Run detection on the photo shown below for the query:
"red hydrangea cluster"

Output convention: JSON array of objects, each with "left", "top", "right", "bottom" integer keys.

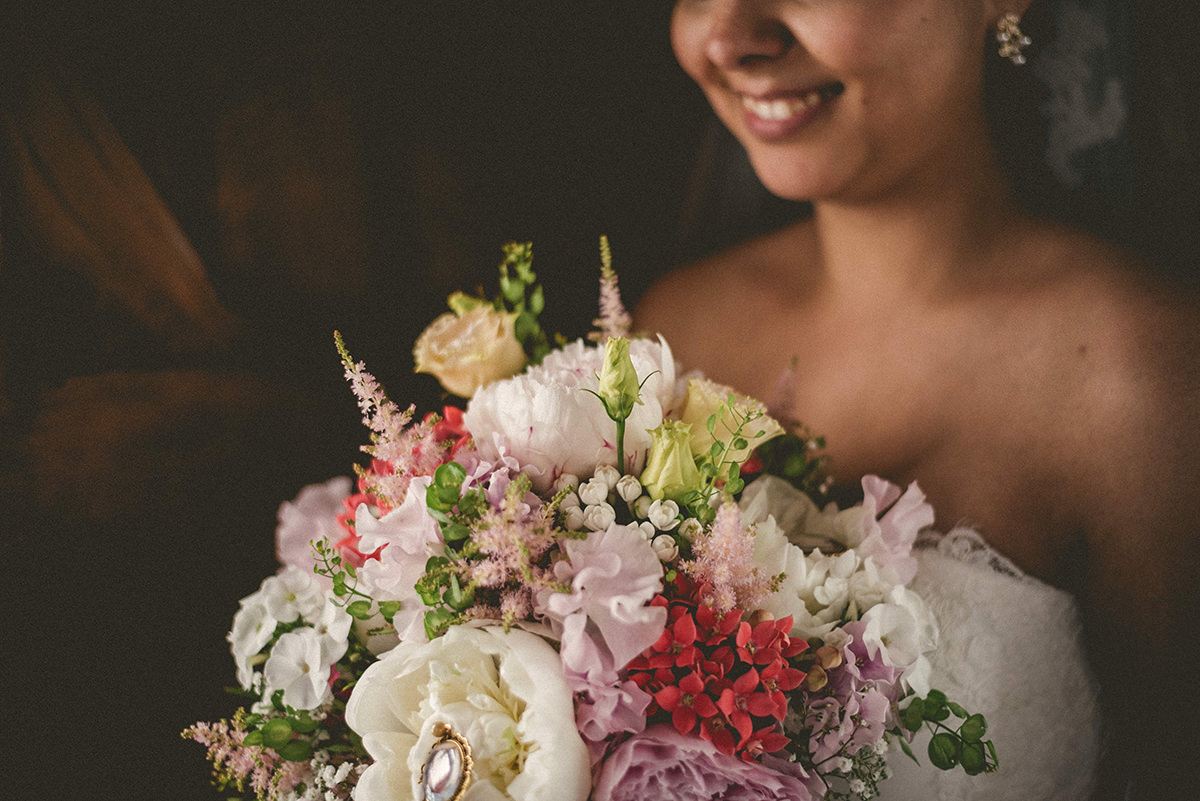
[{"left": 625, "top": 575, "right": 809, "bottom": 761}]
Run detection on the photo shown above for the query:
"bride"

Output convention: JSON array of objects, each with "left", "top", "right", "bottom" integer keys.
[{"left": 635, "top": 2, "right": 1199, "bottom": 799}]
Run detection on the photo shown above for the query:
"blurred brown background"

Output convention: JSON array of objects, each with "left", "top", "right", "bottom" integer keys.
[{"left": 1, "top": 2, "right": 1196, "bottom": 800}]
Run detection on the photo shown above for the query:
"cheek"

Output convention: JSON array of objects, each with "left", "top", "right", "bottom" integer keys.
[{"left": 669, "top": 6, "right": 708, "bottom": 86}]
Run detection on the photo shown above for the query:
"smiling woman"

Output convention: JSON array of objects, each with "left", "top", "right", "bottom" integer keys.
[{"left": 638, "top": 1, "right": 1199, "bottom": 799}]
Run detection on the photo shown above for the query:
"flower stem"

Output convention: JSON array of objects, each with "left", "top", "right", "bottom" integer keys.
[{"left": 616, "top": 418, "right": 626, "bottom": 474}]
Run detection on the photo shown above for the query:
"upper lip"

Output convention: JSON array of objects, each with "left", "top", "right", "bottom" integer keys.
[{"left": 732, "top": 80, "right": 842, "bottom": 102}]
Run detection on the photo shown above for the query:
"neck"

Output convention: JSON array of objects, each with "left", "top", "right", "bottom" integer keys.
[{"left": 809, "top": 139, "right": 1024, "bottom": 302}]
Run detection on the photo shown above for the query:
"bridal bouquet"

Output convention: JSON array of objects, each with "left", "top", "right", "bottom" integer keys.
[{"left": 185, "top": 241, "right": 996, "bottom": 801}]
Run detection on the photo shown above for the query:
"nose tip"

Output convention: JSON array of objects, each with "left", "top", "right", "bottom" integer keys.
[{"left": 705, "top": 10, "right": 793, "bottom": 69}]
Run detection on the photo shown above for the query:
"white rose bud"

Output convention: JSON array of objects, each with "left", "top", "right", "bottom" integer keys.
[
  {"left": 648, "top": 499, "right": 681, "bottom": 531},
  {"left": 638, "top": 521, "right": 657, "bottom": 540},
  {"left": 553, "top": 473, "right": 580, "bottom": 494},
  {"left": 559, "top": 491, "right": 581, "bottom": 510},
  {"left": 615, "top": 474, "right": 643, "bottom": 503},
  {"left": 583, "top": 502, "right": 617, "bottom": 531},
  {"left": 592, "top": 464, "right": 621, "bottom": 491},
  {"left": 564, "top": 505, "right": 586, "bottom": 531},
  {"left": 413, "top": 304, "right": 528, "bottom": 398},
  {"left": 633, "top": 495, "right": 653, "bottom": 519},
  {"left": 651, "top": 534, "right": 679, "bottom": 562},
  {"left": 578, "top": 477, "right": 611, "bottom": 507}
]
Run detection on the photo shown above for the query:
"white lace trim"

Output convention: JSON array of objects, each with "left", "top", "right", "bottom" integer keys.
[{"left": 914, "top": 527, "right": 1028, "bottom": 581}]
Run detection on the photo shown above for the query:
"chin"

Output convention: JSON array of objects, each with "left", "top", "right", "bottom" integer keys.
[{"left": 747, "top": 151, "right": 844, "bottom": 203}]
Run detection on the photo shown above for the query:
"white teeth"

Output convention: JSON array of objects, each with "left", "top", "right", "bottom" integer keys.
[{"left": 742, "top": 91, "right": 826, "bottom": 121}]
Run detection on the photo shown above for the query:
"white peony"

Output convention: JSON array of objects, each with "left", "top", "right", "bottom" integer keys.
[
  {"left": 346, "top": 625, "right": 590, "bottom": 801},
  {"left": 463, "top": 338, "right": 678, "bottom": 493}
]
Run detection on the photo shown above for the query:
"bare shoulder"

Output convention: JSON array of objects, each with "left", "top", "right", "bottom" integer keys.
[
  {"left": 634, "top": 221, "right": 817, "bottom": 371},
  {"left": 1020, "top": 222, "right": 1200, "bottom": 643}
]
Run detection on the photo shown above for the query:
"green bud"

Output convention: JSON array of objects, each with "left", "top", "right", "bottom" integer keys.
[
  {"left": 596, "top": 337, "right": 640, "bottom": 422},
  {"left": 640, "top": 420, "right": 702, "bottom": 502},
  {"left": 446, "top": 291, "right": 489, "bottom": 316}
]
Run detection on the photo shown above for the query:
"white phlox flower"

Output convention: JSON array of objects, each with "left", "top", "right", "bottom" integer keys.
[
  {"left": 229, "top": 597, "right": 278, "bottom": 689},
  {"left": 311, "top": 596, "right": 353, "bottom": 666},
  {"left": 261, "top": 565, "right": 326, "bottom": 623},
  {"left": 264, "top": 627, "right": 333, "bottom": 710}
]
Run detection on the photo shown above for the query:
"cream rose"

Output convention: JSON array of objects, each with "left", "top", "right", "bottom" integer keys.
[
  {"left": 677, "top": 377, "right": 783, "bottom": 465},
  {"left": 346, "top": 625, "right": 590, "bottom": 801},
  {"left": 414, "top": 307, "right": 528, "bottom": 398}
]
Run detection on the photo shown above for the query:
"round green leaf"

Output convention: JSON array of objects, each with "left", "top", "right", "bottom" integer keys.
[
  {"left": 241, "top": 729, "right": 264, "bottom": 747},
  {"left": 278, "top": 740, "right": 313, "bottom": 762},
  {"left": 261, "top": 718, "right": 293, "bottom": 750},
  {"left": 928, "top": 732, "right": 961, "bottom": 770},
  {"left": 346, "top": 600, "right": 373, "bottom": 620},
  {"left": 901, "top": 698, "right": 925, "bottom": 732},
  {"left": 961, "top": 741, "right": 986, "bottom": 775},
  {"left": 291, "top": 715, "right": 319, "bottom": 734},
  {"left": 960, "top": 713, "right": 987, "bottom": 742}
]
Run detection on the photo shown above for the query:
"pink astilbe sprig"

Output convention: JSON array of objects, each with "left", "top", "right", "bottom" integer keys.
[
  {"left": 182, "top": 714, "right": 280, "bottom": 799},
  {"left": 682, "top": 502, "right": 779, "bottom": 613},
  {"left": 460, "top": 473, "right": 562, "bottom": 628},
  {"left": 589, "top": 235, "right": 633, "bottom": 342},
  {"left": 334, "top": 332, "right": 461, "bottom": 507}
]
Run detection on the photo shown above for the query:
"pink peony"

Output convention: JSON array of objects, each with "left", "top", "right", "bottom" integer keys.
[{"left": 593, "top": 725, "right": 814, "bottom": 801}]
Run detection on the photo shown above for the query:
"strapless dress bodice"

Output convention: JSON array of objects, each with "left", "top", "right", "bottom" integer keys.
[{"left": 879, "top": 529, "right": 1102, "bottom": 800}]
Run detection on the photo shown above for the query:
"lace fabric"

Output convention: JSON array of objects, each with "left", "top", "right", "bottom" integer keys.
[{"left": 879, "top": 528, "right": 1102, "bottom": 800}]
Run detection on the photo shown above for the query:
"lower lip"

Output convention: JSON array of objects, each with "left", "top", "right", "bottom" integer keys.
[{"left": 740, "top": 93, "right": 837, "bottom": 140}]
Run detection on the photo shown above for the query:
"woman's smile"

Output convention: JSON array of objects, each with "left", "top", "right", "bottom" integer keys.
[{"left": 738, "top": 83, "right": 844, "bottom": 139}]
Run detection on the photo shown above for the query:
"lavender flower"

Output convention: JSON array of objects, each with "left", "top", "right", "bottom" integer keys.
[{"left": 593, "top": 725, "right": 815, "bottom": 801}]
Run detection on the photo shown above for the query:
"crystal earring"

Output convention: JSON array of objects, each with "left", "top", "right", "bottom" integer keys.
[{"left": 995, "top": 12, "right": 1032, "bottom": 66}]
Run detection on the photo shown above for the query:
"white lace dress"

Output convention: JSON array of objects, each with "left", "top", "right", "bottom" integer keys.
[{"left": 878, "top": 529, "right": 1102, "bottom": 801}]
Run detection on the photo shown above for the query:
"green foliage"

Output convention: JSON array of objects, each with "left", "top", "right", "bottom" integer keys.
[
  {"left": 751, "top": 426, "right": 830, "bottom": 499},
  {"left": 896, "top": 690, "right": 998, "bottom": 777},
  {"left": 497, "top": 242, "right": 551, "bottom": 364},
  {"left": 678, "top": 395, "right": 766, "bottom": 519}
]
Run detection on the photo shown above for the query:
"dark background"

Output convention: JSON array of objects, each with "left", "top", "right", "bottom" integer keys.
[{"left": 2, "top": 3, "right": 1197, "bottom": 800}]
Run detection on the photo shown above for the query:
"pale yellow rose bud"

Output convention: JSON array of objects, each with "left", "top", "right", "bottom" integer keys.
[
  {"left": 678, "top": 377, "right": 784, "bottom": 465},
  {"left": 596, "top": 336, "right": 640, "bottom": 422},
  {"left": 413, "top": 306, "right": 527, "bottom": 398},
  {"left": 640, "top": 420, "right": 702, "bottom": 503}
]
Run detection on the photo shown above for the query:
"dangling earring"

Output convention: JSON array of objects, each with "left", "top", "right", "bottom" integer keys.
[{"left": 995, "top": 12, "right": 1032, "bottom": 66}]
